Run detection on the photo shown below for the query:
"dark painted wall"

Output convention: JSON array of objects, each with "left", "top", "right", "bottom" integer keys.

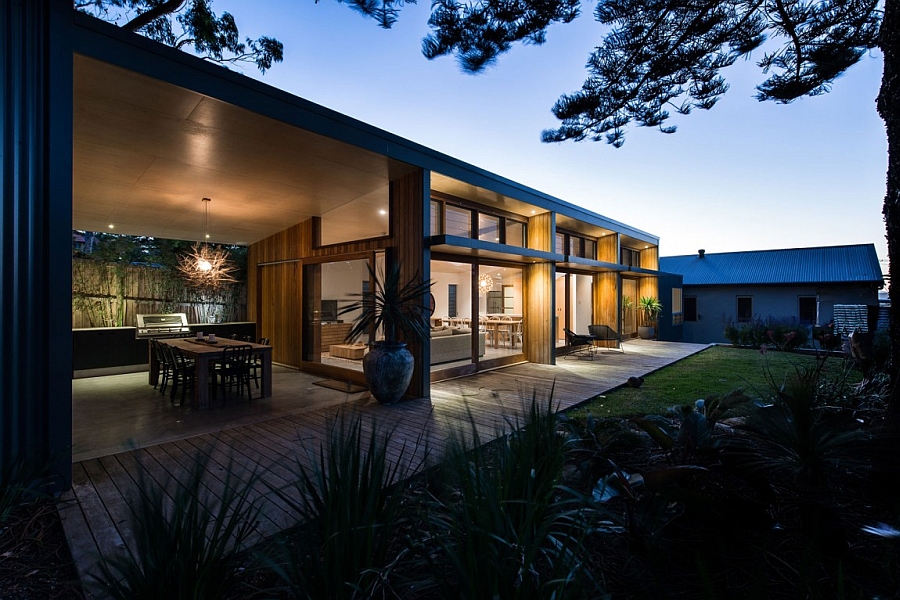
[{"left": 0, "top": 0, "right": 73, "bottom": 487}]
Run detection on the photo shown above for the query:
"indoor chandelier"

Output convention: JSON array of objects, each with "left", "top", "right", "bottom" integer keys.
[
  {"left": 477, "top": 273, "right": 494, "bottom": 295},
  {"left": 177, "top": 198, "right": 238, "bottom": 291}
]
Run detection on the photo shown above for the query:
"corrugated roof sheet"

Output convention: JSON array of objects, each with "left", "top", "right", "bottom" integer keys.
[{"left": 659, "top": 244, "right": 883, "bottom": 286}]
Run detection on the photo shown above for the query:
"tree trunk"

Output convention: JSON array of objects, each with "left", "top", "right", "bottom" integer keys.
[{"left": 878, "top": 0, "right": 900, "bottom": 419}]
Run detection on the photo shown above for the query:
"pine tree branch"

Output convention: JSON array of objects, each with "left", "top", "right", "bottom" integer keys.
[{"left": 771, "top": 0, "right": 805, "bottom": 80}]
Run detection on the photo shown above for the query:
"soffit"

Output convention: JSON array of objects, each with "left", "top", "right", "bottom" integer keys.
[{"left": 73, "top": 54, "right": 413, "bottom": 245}]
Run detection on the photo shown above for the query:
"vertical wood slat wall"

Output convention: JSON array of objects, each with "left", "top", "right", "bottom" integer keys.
[
  {"left": 594, "top": 272, "right": 619, "bottom": 345},
  {"left": 527, "top": 212, "right": 554, "bottom": 252},
  {"left": 524, "top": 263, "right": 555, "bottom": 364},
  {"left": 640, "top": 246, "right": 660, "bottom": 271},
  {"left": 598, "top": 233, "right": 619, "bottom": 263}
]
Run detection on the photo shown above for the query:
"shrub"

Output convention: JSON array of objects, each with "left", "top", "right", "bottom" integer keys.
[
  {"left": 268, "top": 412, "right": 422, "bottom": 600},
  {"left": 419, "top": 391, "right": 604, "bottom": 599},
  {"left": 90, "top": 450, "right": 262, "bottom": 600},
  {"left": 723, "top": 318, "right": 809, "bottom": 351}
]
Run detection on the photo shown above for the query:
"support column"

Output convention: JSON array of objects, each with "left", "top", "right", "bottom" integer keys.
[
  {"left": 391, "top": 169, "right": 429, "bottom": 399},
  {"left": 1, "top": 0, "right": 73, "bottom": 487},
  {"left": 525, "top": 212, "right": 555, "bottom": 364}
]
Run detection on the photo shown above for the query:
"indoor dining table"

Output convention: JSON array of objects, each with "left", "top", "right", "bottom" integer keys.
[{"left": 149, "top": 337, "right": 272, "bottom": 409}]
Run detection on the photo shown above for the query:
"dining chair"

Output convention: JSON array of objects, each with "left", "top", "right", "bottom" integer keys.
[
  {"left": 168, "top": 346, "right": 196, "bottom": 405},
  {"left": 248, "top": 338, "right": 270, "bottom": 388},
  {"left": 216, "top": 344, "right": 254, "bottom": 404},
  {"left": 498, "top": 316, "right": 514, "bottom": 347},
  {"left": 151, "top": 339, "right": 173, "bottom": 395}
]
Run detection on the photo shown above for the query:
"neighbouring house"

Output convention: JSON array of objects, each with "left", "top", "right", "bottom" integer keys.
[
  {"left": 2, "top": 4, "right": 684, "bottom": 488},
  {"left": 659, "top": 245, "right": 884, "bottom": 344}
]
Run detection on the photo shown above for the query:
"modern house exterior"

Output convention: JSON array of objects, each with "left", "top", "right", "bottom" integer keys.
[
  {"left": 2, "top": 1, "right": 681, "bottom": 487},
  {"left": 660, "top": 245, "right": 884, "bottom": 344}
]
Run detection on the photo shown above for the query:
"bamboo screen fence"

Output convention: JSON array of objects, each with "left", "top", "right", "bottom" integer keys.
[{"left": 72, "top": 258, "right": 247, "bottom": 328}]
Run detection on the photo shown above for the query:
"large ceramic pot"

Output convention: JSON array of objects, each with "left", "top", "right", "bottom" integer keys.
[
  {"left": 362, "top": 341, "right": 415, "bottom": 405},
  {"left": 638, "top": 326, "right": 656, "bottom": 340}
]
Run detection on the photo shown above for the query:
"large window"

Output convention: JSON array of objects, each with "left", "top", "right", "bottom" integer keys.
[
  {"left": 431, "top": 198, "right": 527, "bottom": 247},
  {"left": 478, "top": 214, "right": 500, "bottom": 242},
  {"left": 556, "top": 231, "right": 597, "bottom": 259},
  {"left": 621, "top": 247, "right": 641, "bottom": 267},
  {"left": 506, "top": 221, "right": 525, "bottom": 247},
  {"left": 445, "top": 205, "right": 472, "bottom": 237},
  {"left": 737, "top": 296, "right": 753, "bottom": 323}
]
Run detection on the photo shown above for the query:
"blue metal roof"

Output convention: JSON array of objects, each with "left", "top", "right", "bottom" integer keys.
[{"left": 659, "top": 244, "right": 883, "bottom": 286}]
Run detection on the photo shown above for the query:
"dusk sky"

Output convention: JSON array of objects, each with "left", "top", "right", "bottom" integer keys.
[{"left": 211, "top": 0, "right": 887, "bottom": 265}]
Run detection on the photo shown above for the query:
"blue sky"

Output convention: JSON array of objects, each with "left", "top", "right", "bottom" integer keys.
[{"left": 215, "top": 0, "right": 887, "bottom": 264}]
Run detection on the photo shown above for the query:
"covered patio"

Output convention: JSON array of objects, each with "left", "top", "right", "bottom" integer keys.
[{"left": 61, "top": 339, "right": 708, "bottom": 595}]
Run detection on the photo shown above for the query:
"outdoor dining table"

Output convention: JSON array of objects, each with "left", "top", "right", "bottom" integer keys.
[{"left": 149, "top": 337, "right": 273, "bottom": 409}]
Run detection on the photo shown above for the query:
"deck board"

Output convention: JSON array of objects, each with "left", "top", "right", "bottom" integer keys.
[{"left": 60, "top": 339, "right": 709, "bottom": 597}]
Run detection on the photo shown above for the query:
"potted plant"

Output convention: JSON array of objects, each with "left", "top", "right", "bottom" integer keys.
[
  {"left": 339, "top": 261, "right": 432, "bottom": 404},
  {"left": 638, "top": 296, "right": 662, "bottom": 339}
]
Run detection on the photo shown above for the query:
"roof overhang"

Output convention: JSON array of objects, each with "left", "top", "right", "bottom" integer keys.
[
  {"left": 72, "top": 12, "right": 662, "bottom": 249},
  {"left": 428, "top": 235, "right": 560, "bottom": 264}
]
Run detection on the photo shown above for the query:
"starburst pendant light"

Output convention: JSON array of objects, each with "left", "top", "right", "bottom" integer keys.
[
  {"left": 177, "top": 198, "right": 238, "bottom": 291},
  {"left": 478, "top": 273, "right": 494, "bottom": 295}
]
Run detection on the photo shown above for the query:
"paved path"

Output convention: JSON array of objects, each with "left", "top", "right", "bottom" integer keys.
[{"left": 59, "top": 339, "right": 708, "bottom": 596}]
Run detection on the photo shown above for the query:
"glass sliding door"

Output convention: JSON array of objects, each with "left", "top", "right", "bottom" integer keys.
[
  {"left": 555, "top": 271, "right": 594, "bottom": 346},
  {"left": 430, "top": 260, "right": 476, "bottom": 371},
  {"left": 302, "top": 253, "right": 383, "bottom": 373},
  {"left": 478, "top": 264, "right": 523, "bottom": 363}
]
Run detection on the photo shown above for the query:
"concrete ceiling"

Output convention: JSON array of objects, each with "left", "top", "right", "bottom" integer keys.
[{"left": 73, "top": 54, "right": 414, "bottom": 246}]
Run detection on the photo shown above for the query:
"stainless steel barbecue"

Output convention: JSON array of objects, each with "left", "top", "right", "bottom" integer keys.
[{"left": 136, "top": 313, "right": 191, "bottom": 339}]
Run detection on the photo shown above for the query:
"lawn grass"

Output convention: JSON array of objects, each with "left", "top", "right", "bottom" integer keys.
[{"left": 567, "top": 345, "right": 859, "bottom": 420}]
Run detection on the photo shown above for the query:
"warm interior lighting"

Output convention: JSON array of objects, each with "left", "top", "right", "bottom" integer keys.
[
  {"left": 107, "top": 224, "right": 115, "bottom": 229},
  {"left": 478, "top": 273, "right": 494, "bottom": 294}
]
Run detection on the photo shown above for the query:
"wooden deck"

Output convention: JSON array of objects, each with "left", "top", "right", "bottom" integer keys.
[{"left": 59, "top": 339, "right": 708, "bottom": 596}]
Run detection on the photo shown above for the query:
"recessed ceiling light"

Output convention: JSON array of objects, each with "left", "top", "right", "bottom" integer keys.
[
  {"left": 107, "top": 224, "right": 114, "bottom": 229},
  {"left": 379, "top": 209, "right": 387, "bottom": 215}
]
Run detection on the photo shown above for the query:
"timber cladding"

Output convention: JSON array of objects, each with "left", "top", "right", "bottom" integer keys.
[
  {"left": 594, "top": 272, "right": 619, "bottom": 332},
  {"left": 524, "top": 262, "right": 554, "bottom": 364}
]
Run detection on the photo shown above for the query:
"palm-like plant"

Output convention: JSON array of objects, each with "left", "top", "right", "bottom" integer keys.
[
  {"left": 340, "top": 261, "right": 432, "bottom": 345},
  {"left": 638, "top": 296, "right": 662, "bottom": 328}
]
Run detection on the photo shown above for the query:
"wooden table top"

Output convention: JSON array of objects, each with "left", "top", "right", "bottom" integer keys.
[{"left": 161, "top": 337, "right": 270, "bottom": 356}]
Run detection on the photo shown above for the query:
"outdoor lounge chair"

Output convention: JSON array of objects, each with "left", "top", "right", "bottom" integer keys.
[
  {"left": 588, "top": 324, "right": 624, "bottom": 353},
  {"left": 564, "top": 328, "right": 596, "bottom": 359}
]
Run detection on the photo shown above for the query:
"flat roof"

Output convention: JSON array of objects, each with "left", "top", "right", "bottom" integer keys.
[{"left": 73, "top": 12, "right": 658, "bottom": 247}]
